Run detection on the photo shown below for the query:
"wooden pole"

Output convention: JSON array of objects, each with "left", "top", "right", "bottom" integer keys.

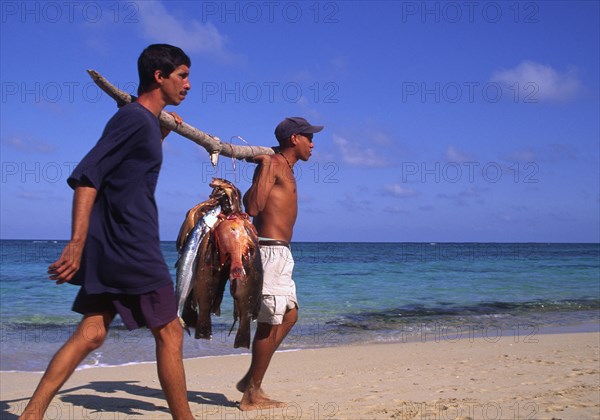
[{"left": 86, "top": 70, "right": 276, "bottom": 164}]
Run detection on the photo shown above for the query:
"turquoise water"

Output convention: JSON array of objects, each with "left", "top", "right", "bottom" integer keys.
[{"left": 1, "top": 241, "right": 598, "bottom": 371}]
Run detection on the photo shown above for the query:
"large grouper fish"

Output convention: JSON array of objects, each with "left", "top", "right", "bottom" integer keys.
[{"left": 175, "top": 178, "right": 263, "bottom": 349}]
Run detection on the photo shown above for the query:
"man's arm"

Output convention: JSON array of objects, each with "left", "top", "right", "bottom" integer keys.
[
  {"left": 243, "top": 155, "right": 276, "bottom": 217},
  {"left": 48, "top": 185, "right": 97, "bottom": 284}
]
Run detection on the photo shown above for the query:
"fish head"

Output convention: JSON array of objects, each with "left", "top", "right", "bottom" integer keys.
[{"left": 209, "top": 178, "right": 243, "bottom": 214}]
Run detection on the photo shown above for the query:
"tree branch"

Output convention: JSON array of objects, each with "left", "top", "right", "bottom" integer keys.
[{"left": 86, "top": 69, "right": 276, "bottom": 163}]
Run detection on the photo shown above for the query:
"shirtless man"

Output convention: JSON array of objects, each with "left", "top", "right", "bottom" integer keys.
[{"left": 238, "top": 117, "right": 324, "bottom": 410}]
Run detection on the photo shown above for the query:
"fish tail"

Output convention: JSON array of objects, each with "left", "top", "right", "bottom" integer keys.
[
  {"left": 179, "top": 317, "right": 191, "bottom": 336},
  {"left": 233, "top": 322, "right": 251, "bottom": 349},
  {"left": 228, "top": 318, "right": 237, "bottom": 337}
]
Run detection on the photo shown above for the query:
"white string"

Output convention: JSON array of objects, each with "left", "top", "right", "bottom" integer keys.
[{"left": 229, "top": 135, "right": 253, "bottom": 178}]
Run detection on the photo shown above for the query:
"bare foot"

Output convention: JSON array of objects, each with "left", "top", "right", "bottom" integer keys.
[
  {"left": 239, "top": 385, "right": 286, "bottom": 411},
  {"left": 240, "top": 396, "right": 287, "bottom": 411}
]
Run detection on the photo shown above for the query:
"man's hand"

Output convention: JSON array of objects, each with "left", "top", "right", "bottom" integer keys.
[
  {"left": 48, "top": 240, "right": 85, "bottom": 284},
  {"left": 161, "top": 111, "right": 183, "bottom": 139}
]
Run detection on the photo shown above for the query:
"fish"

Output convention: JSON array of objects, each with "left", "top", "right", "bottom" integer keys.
[
  {"left": 176, "top": 197, "right": 219, "bottom": 252},
  {"left": 175, "top": 178, "right": 263, "bottom": 348},
  {"left": 174, "top": 206, "right": 219, "bottom": 332},
  {"left": 213, "top": 213, "right": 262, "bottom": 348}
]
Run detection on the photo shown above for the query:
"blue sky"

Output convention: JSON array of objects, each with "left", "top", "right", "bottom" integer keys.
[{"left": 1, "top": 1, "right": 598, "bottom": 242}]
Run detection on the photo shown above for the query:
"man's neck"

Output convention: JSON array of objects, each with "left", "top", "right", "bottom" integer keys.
[
  {"left": 279, "top": 149, "right": 298, "bottom": 167},
  {"left": 136, "top": 91, "right": 166, "bottom": 117}
]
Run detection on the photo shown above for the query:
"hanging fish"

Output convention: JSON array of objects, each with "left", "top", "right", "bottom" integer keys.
[{"left": 175, "top": 178, "right": 263, "bottom": 348}]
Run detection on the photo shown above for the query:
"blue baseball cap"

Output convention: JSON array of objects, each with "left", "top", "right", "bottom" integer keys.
[{"left": 274, "top": 117, "right": 324, "bottom": 143}]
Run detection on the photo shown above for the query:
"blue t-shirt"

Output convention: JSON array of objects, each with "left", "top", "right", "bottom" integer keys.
[{"left": 67, "top": 103, "right": 172, "bottom": 294}]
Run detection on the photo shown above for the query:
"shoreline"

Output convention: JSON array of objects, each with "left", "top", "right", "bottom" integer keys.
[
  {"left": 1, "top": 320, "right": 598, "bottom": 374},
  {"left": 2, "top": 331, "right": 598, "bottom": 419}
]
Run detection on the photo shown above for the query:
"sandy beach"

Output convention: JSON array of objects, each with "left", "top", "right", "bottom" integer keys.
[{"left": 1, "top": 331, "right": 598, "bottom": 419}]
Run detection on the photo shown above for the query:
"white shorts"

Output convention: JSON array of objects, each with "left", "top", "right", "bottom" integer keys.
[
  {"left": 257, "top": 294, "right": 298, "bottom": 325},
  {"left": 257, "top": 245, "right": 298, "bottom": 325}
]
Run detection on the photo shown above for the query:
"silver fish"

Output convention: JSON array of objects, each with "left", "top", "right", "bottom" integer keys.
[{"left": 175, "top": 206, "right": 220, "bottom": 331}]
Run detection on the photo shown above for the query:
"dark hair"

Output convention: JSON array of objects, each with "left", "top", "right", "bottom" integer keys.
[{"left": 137, "top": 44, "right": 191, "bottom": 95}]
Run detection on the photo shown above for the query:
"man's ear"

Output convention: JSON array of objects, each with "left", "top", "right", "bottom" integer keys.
[
  {"left": 153, "top": 69, "right": 164, "bottom": 85},
  {"left": 290, "top": 134, "right": 298, "bottom": 146}
]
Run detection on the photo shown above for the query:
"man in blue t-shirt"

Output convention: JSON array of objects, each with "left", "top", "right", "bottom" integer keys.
[{"left": 20, "top": 44, "right": 194, "bottom": 420}]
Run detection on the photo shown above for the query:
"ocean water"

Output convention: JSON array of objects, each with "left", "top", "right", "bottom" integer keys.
[{"left": 1, "top": 240, "right": 598, "bottom": 372}]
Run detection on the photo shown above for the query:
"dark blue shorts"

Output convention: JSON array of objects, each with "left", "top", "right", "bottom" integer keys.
[{"left": 72, "top": 284, "right": 177, "bottom": 330}]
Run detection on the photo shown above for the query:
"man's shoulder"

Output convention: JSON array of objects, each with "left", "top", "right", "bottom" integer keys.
[
  {"left": 106, "top": 103, "right": 159, "bottom": 132},
  {"left": 270, "top": 154, "right": 289, "bottom": 172},
  {"left": 94, "top": 104, "right": 160, "bottom": 149},
  {"left": 114, "top": 102, "right": 155, "bottom": 121}
]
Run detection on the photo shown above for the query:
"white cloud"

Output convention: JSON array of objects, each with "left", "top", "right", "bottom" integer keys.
[
  {"left": 383, "top": 184, "right": 418, "bottom": 198},
  {"left": 504, "top": 143, "right": 578, "bottom": 163},
  {"left": 491, "top": 61, "right": 581, "bottom": 101},
  {"left": 371, "top": 131, "right": 393, "bottom": 146},
  {"left": 14, "top": 187, "right": 64, "bottom": 201},
  {"left": 332, "top": 135, "right": 387, "bottom": 167},
  {"left": 445, "top": 146, "right": 473, "bottom": 163},
  {"left": 383, "top": 206, "right": 409, "bottom": 214},
  {"left": 337, "top": 192, "right": 373, "bottom": 212},
  {"left": 541, "top": 143, "right": 578, "bottom": 161},
  {"left": 295, "top": 96, "right": 322, "bottom": 121},
  {"left": 136, "top": 2, "right": 237, "bottom": 62},
  {"left": 438, "top": 187, "right": 488, "bottom": 207},
  {"left": 505, "top": 148, "right": 536, "bottom": 162},
  {"left": 3, "top": 136, "right": 56, "bottom": 154}
]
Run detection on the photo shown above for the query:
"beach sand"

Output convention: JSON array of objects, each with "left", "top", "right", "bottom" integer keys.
[{"left": 1, "top": 332, "right": 598, "bottom": 419}]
